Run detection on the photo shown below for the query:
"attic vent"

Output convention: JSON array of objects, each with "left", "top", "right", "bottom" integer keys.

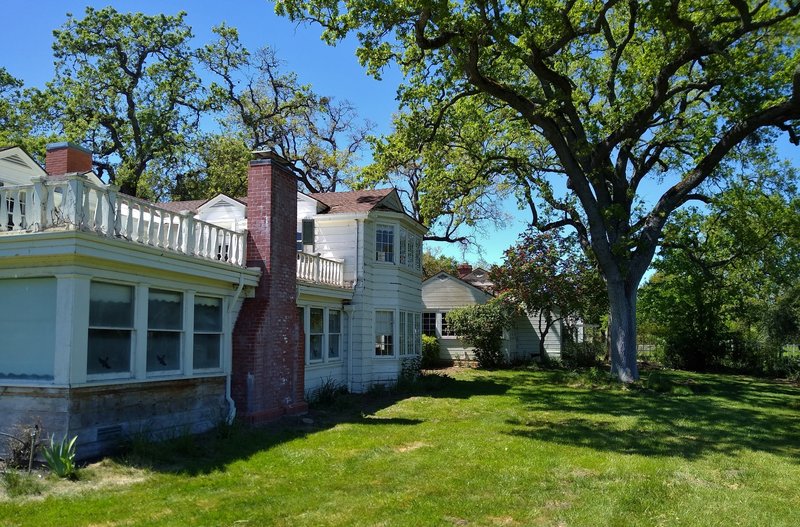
[
  {"left": 96, "top": 425, "right": 123, "bottom": 442},
  {"left": 211, "top": 202, "right": 229, "bottom": 208},
  {"left": 2, "top": 154, "right": 29, "bottom": 167}
]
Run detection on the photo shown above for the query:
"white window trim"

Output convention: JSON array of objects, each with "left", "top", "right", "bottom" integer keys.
[
  {"left": 374, "top": 309, "right": 395, "bottom": 357},
  {"left": 87, "top": 280, "right": 135, "bottom": 382},
  {"left": 146, "top": 288, "right": 184, "bottom": 377},
  {"left": 301, "top": 305, "right": 344, "bottom": 365},
  {"left": 192, "top": 294, "right": 224, "bottom": 373}
]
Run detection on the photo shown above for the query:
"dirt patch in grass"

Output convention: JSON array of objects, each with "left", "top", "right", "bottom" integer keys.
[
  {"left": 0, "top": 460, "right": 149, "bottom": 502},
  {"left": 394, "top": 441, "right": 429, "bottom": 453}
]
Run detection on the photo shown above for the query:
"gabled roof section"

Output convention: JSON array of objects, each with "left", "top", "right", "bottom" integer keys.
[
  {"left": 422, "top": 271, "right": 495, "bottom": 298},
  {"left": 462, "top": 267, "right": 493, "bottom": 286},
  {"left": 158, "top": 198, "right": 210, "bottom": 214},
  {"left": 0, "top": 146, "right": 47, "bottom": 185},
  {"left": 310, "top": 188, "right": 399, "bottom": 214},
  {"left": 298, "top": 192, "right": 329, "bottom": 214},
  {"left": 158, "top": 195, "right": 248, "bottom": 214},
  {"left": 197, "top": 194, "right": 246, "bottom": 214}
]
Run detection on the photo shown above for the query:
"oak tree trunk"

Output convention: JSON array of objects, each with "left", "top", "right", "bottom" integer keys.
[{"left": 607, "top": 279, "right": 639, "bottom": 382}]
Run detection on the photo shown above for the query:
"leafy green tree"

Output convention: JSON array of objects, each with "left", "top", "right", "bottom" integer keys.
[
  {"left": 0, "top": 69, "right": 57, "bottom": 157},
  {"left": 447, "top": 295, "right": 517, "bottom": 368},
  {"left": 492, "top": 229, "right": 608, "bottom": 358},
  {"left": 197, "top": 25, "right": 372, "bottom": 194},
  {"left": 638, "top": 165, "right": 800, "bottom": 371},
  {"left": 276, "top": 0, "right": 800, "bottom": 381},
  {"left": 33, "top": 7, "right": 205, "bottom": 198},
  {"left": 361, "top": 97, "right": 529, "bottom": 243},
  {"left": 422, "top": 250, "right": 460, "bottom": 280}
]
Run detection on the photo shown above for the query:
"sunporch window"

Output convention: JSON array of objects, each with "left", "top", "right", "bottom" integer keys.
[
  {"left": 147, "top": 289, "right": 183, "bottom": 374},
  {"left": 87, "top": 282, "right": 134, "bottom": 377},
  {"left": 193, "top": 296, "right": 222, "bottom": 370}
]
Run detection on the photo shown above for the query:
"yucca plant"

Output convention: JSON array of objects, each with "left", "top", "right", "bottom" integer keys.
[{"left": 41, "top": 434, "right": 78, "bottom": 479}]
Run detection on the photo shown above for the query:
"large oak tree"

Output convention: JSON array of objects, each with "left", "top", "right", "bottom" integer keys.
[{"left": 276, "top": 0, "right": 800, "bottom": 381}]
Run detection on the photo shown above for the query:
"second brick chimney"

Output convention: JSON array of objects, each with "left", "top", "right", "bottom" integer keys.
[
  {"left": 457, "top": 263, "right": 473, "bottom": 279},
  {"left": 44, "top": 142, "right": 93, "bottom": 178},
  {"left": 231, "top": 152, "right": 307, "bottom": 422}
]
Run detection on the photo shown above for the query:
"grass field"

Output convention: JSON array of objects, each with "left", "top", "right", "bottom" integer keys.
[{"left": 1, "top": 367, "right": 799, "bottom": 526}]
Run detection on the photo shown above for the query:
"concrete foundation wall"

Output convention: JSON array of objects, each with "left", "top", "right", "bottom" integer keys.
[{"left": 0, "top": 377, "right": 227, "bottom": 461}]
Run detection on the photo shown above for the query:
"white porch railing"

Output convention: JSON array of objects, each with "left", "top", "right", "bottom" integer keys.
[
  {"left": 0, "top": 175, "right": 246, "bottom": 266},
  {"left": 297, "top": 252, "right": 345, "bottom": 287}
]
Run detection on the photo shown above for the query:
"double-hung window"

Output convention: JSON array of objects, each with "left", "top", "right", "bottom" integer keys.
[
  {"left": 87, "top": 282, "right": 134, "bottom": 377},
  {"left": 309, "top": 308, "right": 324, "bottom": 361},
  {"left": 375, "top": 310, "right": 394, "bottom": 356},
  {"left": 376, "top": 224, "right": 394, "bottom": 263},
  {"left": 328, "top": 310, "right": 341, "bottom": 359},
  {"left": 194, "top": 296, "right": 222, "bottom": 370},
  {"left": 147, "top": 289, "right": 183, "bottom": 374}
]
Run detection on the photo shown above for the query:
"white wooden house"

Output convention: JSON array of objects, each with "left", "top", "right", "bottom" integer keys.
[
  {"left": 422, "top": 266, "right": 564, "bottom": 363},
  {"left": 0, "top": 143, "right": 425, "bottom": 459}
]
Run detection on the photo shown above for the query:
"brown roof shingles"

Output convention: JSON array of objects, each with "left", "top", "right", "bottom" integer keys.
[
  {"left": 157, "top": 199, "right": 210, "bottom": 213},
  {"left": 309, "top": 189, "right": 394, "bottom": 214}
]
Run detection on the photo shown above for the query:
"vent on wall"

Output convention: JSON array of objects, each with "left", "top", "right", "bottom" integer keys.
[
  {"left": 2, "top": 154, "right": 29, "bottom": 167},
  {"left": 96, "top": 425, "right": 123, "bottom": 442}
]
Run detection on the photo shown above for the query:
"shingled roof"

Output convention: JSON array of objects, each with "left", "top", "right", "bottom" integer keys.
[
  {"left": 158, "top": 197, "right": 248, "bottom": 214},
  {"left": 309, "top": 189, "right": 396, "bottom": 214}
]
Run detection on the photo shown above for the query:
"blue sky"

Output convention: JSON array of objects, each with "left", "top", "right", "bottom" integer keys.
[
  {"left": 0, "top": 0, "right": 525, "bottom": 265},
  {"left": 2, "top": 1, "right": 797, "bottom": 268}
]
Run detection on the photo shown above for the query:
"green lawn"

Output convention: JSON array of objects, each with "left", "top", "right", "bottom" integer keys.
[{"left": 2, "top": 367, "right": 799, "bottom": 526}]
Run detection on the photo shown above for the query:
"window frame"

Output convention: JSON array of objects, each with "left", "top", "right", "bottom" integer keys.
[
  {"left": 192, "top": 295, "right": 223, "bottom": 372},
  {"left": 375, "top": 224, "right": 395, "bottom": 264},
  {"left": 87, "top": 281, "right": 135, "bottom": 381},
  {"left": 374, "top": 310, "right": 394, "bottom": 357},
  {"left": 440, "top": 312, "right": 456, "bottom": 339},
  {"left": 146, "top": 288, "right": 184, "bottom": 376}
]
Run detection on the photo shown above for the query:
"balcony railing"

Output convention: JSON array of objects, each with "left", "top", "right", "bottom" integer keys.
[
  {"left": 297, "top": 252, "right": 345, "bottom": 287},
  {"left": 0, "top": 175, "right": 245, "bottom": 266}
]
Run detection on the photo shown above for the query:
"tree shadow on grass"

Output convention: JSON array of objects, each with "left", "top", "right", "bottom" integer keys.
[
  {"left": 115, "top": 372, "right": 511, "bottom": 476},
  {"left": 499, "top": 369, "right": 800, "bottom": 462}
]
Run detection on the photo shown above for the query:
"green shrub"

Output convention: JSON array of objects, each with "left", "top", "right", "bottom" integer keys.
[
  {"left": 41, "top": 434, "right": 78, "bottom": 479},
  {"left": 447, "top": 298, "right": 515, "bottom": 369},
  {"left": 561, "top": 340, "right": 603, "bottom": 369},
  {"left": 401, "top": 355, "right": 422, "bottom": 380},
  {"left": 421, "top": 335, "right": 440, "bottom": 369}
]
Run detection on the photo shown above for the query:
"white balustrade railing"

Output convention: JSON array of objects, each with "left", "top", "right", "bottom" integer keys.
[
  {"left": 0, "top": 175, "right": 245, "bottom": 266},
  {"left": 297, "top": 252, "right": 345, "bottom": 287}
]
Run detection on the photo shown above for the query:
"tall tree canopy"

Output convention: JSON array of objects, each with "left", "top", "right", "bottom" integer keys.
[
  {"left": 40, "top": 7, "right": 204, "bottom": 198},
  {"left": 195, "top": 25, "right": 373, "bottom": 195},
  {"left": 276, "top": 0, "right": 800, "bottom": 381}
]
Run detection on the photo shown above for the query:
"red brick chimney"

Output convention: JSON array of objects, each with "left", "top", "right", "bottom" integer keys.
[
  {"left": 45, "top": 142, "right": 93, "bottom": 177},
  {"left": 231, "top": 152, "right": 307, "bottom": 423},
  {"left": 457, "top": 263, "right": 473, "bottom": 279}
]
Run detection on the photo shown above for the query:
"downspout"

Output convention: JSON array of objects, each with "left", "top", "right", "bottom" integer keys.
[
  {"left": 225, "top": 272, "right": 247, "bottom": 423},
  {"left": 347, "top": 218, "right": 363, "bottom": 392}
]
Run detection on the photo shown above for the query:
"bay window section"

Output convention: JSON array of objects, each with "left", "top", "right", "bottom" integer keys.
[
  {"left": 376, "top": 224, "right": 394, "bottom": 263},
  {"left": 413, "top": 313, "right": 421, "bottom": 355},
  {"left": 328, "top": 310, "right": 341, "bottom": 359},
  {"left": 147, "top": 289, "right": 183, "bottom": 374},
  {"left": 375, "top": 310, "right": 394, "bottom": 356},
  {"left": 193, "top": 296, "right": 222, "bottom": 370},
  {"left": 309, "top": 308, "right": 324, "bottom": 361},
  {"left": 87, "top": 282, "right": 134, "bottom": 377}
]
